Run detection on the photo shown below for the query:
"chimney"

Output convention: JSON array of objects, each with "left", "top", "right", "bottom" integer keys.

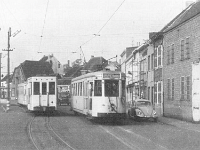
[
  {"left": 91, "top": 55, "right": 94, "bottom": 59},
  {"left": 149, "top": 32, "right": 157, "bottom": 39},
  {"left": 68, "top": 60, "right": 70, "bottom": 67}
]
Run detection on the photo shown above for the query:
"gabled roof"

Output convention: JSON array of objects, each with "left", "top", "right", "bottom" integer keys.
[
  {"left": 39, "top": 55, "right": 48, "bottom": 62},
  {"left": 64, "top": 66, "right": 83, "bottom": 78},
  {"left": 1, "top": 74, "right": 13, "bottom": 83},
  {"left": 150, "top": 1, "right": 200, "bottom": 42},
  {"left": 57, "top": 78, "right": 71, "bottom": 85},
  {"left": 163, "top": 1, "right": 200, "bottom": 32},
  {"left": 20, "top": 60, "right": 54, "bottom": 80},
  {"left": 82, "top": 57, "right": 108, "bottom": 72}
]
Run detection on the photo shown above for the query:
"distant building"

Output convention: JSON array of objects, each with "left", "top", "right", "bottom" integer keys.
[
  {"left": 39, "top": 54, "right": 64, "bottom": 75},
  {"left": 12, "top": 60, "right": 54, "bottom": 99},
  {"left": 81, "top": 56, "right": 108, "bottom": 74},
  {"left": 105, "top": 61, "right": 120, "bottom": 71}
]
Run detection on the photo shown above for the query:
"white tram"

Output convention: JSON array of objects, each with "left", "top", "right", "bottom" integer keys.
[
  {"left": 71, "top": 71, "right": 126, "bottom": 119},
  {"left": 17, "top": 76, "right": 57, "bottom": 111}
]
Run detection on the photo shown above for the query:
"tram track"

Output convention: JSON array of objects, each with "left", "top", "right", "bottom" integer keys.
[{"left": 27, "top": 112, "right": 76, "bottom": 150}]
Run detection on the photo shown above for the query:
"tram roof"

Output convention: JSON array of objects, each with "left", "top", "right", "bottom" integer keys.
[{"left": 71, "top": 70, "right": 125, "bottom": 82}]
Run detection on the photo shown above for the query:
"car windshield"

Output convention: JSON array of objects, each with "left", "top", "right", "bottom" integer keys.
[
  {"left": 136, "top": 101, "right": 151, "bottom": 107},
  {"left": 61, "top": 92, "right": 67, "bottom": 97}
]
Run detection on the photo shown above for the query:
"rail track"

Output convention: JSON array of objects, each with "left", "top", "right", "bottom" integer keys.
[{"left": 27, "top": 112, "right": 76, "bottom": 150}]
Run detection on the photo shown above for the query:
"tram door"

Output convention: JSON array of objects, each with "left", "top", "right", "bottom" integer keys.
[
  {"left": 86, "top": 81, "right": 93, "bottom": 115},
  {"left": 41, "top": 82, "right": 48, "bottom": 106}
]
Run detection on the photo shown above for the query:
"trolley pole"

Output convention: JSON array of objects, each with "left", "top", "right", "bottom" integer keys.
[{"left": 3, "top": 27, "right": 13, "bottom": 112}]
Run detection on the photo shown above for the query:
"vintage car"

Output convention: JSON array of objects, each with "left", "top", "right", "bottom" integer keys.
[
  {"left": 127, "top": 99, "right": 158, "bottom": 122},
  {"left": 58, "top": 92, "right": 70, "bottom": 106}
]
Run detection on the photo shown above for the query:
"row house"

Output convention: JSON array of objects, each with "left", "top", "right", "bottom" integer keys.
[
  {"left": 120, "top": 47, "right": 138, "bottom": 105},
  {"left": 150, "top": 32, "right": 164, "bottom": 116},
  {"left": 121, "top": 33, "right": 164, "bottom": 117},
  {"left": 162, "top": 1, "right": 200, "bottom": 122}
]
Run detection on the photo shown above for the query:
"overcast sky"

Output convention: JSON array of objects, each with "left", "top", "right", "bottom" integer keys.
[{"left": 0, "top": 0, "right": 194, "bottom": 74}]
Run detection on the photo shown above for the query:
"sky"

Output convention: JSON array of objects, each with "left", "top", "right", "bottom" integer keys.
[{"left": 0, "top": 0, "right": 195, "bottom": 75}]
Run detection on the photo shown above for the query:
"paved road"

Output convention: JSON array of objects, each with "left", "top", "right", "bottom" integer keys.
[
  {"left": 1, "top": 101, "right": 200, "bottom": 150},
  {"left": 54, "top": 105, "right": 200, "bottom": 150}
]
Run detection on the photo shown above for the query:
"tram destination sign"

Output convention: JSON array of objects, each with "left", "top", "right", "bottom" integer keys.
[{"left": 103, "top": 73, "right": 120, "bottom": 79}]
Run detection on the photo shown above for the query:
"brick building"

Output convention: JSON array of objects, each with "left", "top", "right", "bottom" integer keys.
[{"left": 162, "top": 1, "right": 200, "bottom": 121}]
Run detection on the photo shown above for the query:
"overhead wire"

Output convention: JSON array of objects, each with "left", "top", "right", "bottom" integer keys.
[
  {"left": 39, "top": 0, "right": 50, "bottom": 51},
  {"left": 79, "top": 0, "right": 126, "bottom": 60}
]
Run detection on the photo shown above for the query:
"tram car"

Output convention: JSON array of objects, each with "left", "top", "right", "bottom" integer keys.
[
  {"left": 17, "top": 76, "right": 57, "bottom": 111},
  {"left": 71, "top": 71, "right": 126, "bottom": 119}
]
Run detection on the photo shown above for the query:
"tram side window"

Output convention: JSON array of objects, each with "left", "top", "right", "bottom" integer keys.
[
  {"left": 105, "top": 80, "right": 119, "bottom": 97},
  {"left": 49, "top": 82, "right": 55, "bottom": 95},
  {"left": 33, "top": 82, "right": 40, "bottom": 95},
  {"left": 94, "top": 80, "right": 102, "bottom": 96}
]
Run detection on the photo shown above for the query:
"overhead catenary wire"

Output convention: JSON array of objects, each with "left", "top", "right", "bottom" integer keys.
[
  {"left": 79, "top": 0, "right": 126, "bottom": 60},
  {"left": 39, "top": 0, "right": 50, "bottom": 51}
]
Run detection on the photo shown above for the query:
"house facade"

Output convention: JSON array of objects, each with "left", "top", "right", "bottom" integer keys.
[
  {"left": 162, "top": 1, "right": 200, "bottom": 121},
  {"left": 39, "top": 54, "right": 64, "bottom": 75},
  {"left": 146, "top": 43, "right": 154, "bottom": 105},
  {"left": 150, "top": 32, "right": 164, "bottom": 116}
]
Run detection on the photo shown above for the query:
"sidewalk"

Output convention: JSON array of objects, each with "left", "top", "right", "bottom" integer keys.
[
  {"left": 0, "top": 98, "right": 20, "bottom": 113},
  {"left": 158, "top": 116, "right": 200, "bottom": 132}
]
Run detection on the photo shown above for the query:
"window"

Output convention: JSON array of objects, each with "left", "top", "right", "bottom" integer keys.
[
  {"left": 172, "top": 78, "right": 174, "bottom": 100},
  {"left": 105, "top": 80, "right": 119, "bottom": 97},
  {"left": 148, "top": 55, "right": 150, "bottom": 71},
  {"left": 148, "top": 87, "right": 150, "bottom": 100},
  {"left": 155, "top": 45, "right": 163, "bottom": 68},
  {"left": 167, "top": 46, "right": 170, "bottom": 65},
  {"left": 181, "top": 40, "right": 184, "bottom": 60},
  {"left": 154, "top": 83, "right": 157, "bottom": 104},
  {"left": 42, "top": 82, "right": 47, "bottom": 95},
  {"left": 122, "top": 80, "right": 125, "bottom": 97},
  {"left": 49, "top": 82, "right": 55, "bottom": 95},
  {"left": 181, "top": 77, "right": 184, "bottom": 100},
  {"left": 58, "top": 63, "right": 61, "bottom": 68},
  {"left": 76, "top": 83, "right": 77, "bottom": 96},
  {"left": 94, "top": 80, "right": 102, "bottom": 96},
  {"left": 151, "top": 54, "right": 154, "bottom": 69},
  {"left": 33, "top": 82, "right": 40, "bottom": 95},
  {"left": 167, "top": 79, "right": 171, "bottom": 100},
  {"left": 171, "top": 44, "right": 174, "bottom": 64},
  {"left": 80, "top": 82, "right": 82, "bottom": 96},
  {"left": 186, "top": 37, "right": 190, "bottom": 59},
  {"left": 186, "top": 76, "right": 190, "bottom": 100},
  {"left": 151, "top": 87, "right": 154, "bottom": 104},
  {"left": 158, "top": 46, "right": 162, "bottom": 66},
  {"left": 154, "top": 47, "right": 157, "bottom": 68},
  {"left": 158, "top": 82, "right": 161, "bottom": 103},
  {"left": 90, "top": 82, "right": 93, "bottom": 96}
]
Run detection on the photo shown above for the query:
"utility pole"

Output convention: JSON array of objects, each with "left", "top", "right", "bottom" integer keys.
[{"left": 3, "top": 27, "right": 13, "bottom": 112}]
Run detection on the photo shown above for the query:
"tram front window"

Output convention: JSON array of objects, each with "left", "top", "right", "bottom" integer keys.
[
  {"left": 33, "top": 82, "right": 40, "bottom": 95},
  {"left": 105, "top": 80, "right": 119, "bottom": 97},
  {"left": 49, "top": 82, "right": 55, "bottom": 95}
]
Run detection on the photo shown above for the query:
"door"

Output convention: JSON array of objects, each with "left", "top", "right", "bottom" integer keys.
[
  {"left": 41, "top": 82, "right": 48, "bottom": 106},
  {"left": 192, "top": 63, "right": 200, "bottom": 122}
]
